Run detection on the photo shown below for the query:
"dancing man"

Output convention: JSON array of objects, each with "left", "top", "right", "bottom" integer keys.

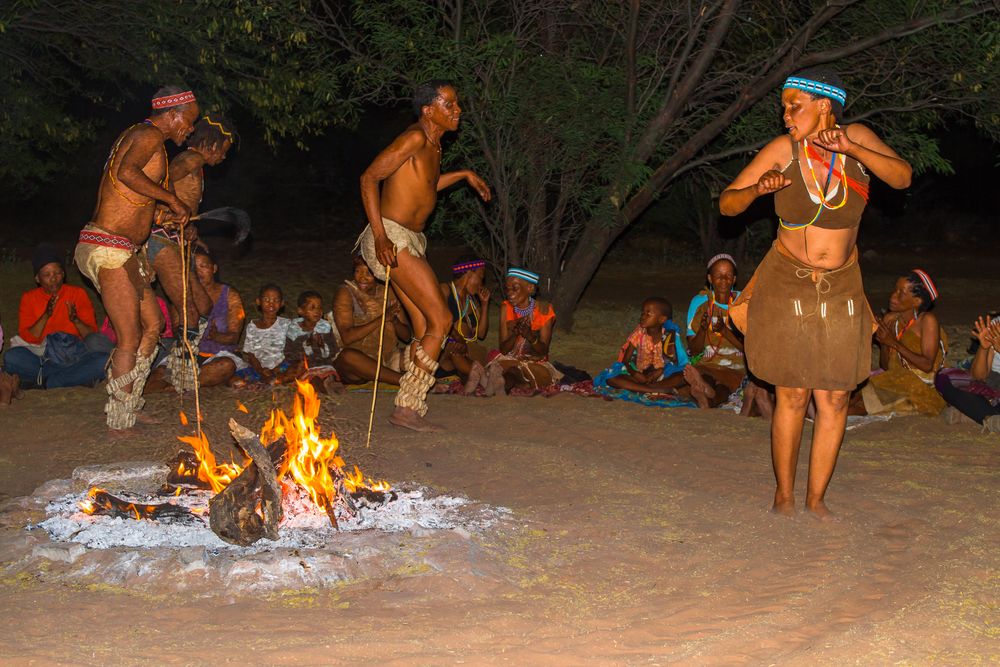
[
  {"left": 74, "top": 86, "right": 199, "bottom": 429},
  {"left": 720, "top": 68, "right": 911, "bottom": 517},
  {"left": 359, "top": 80, "right": 491, "bottom": 431},
  {"left": 151, "top": 115, "right": 237, "bottom": 391}
]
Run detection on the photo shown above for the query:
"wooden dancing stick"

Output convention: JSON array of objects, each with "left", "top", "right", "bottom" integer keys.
[
  {"left": 365, "top": 265, "right": 392, "bottom": 449},
  {"left": 177, "top": 229, "right": 203, "bottom": 438}
]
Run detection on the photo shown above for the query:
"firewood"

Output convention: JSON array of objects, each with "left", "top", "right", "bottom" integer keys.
[{"left": 207, "top": 421, "right": 286, "bottom": 546}]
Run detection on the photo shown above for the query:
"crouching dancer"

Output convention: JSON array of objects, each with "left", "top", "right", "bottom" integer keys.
[
  {"left": 74, "top": 86, "right": 199, "bottom": 429},
  {"left": 358, "top": 80, "right": 491, "bottom": 431}
]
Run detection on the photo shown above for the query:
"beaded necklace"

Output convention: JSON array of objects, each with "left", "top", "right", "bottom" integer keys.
[
  {"left": 513, "top": 297, "right": 535, "bottom": 319},
  {"left": 450, "top": 281, "right": 480, "bottom": 343},
  {"left": 778, "top": 135, "right": 849, "bottom": 231},
  {"left": 105, "top": 120, "right": 169, "bottom": 207}
]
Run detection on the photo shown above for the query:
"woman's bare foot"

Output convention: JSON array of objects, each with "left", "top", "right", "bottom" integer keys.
[
  {"left": 484, "top": 364, "right": 505, "bottom": 397},
  {"left": 0, "top": 373, "right": 15, "bottom": 405},
  {"left": 771, "top": 493, "right": 796, "bottom": 517},
  {"left": 388, "top": 406, "right": 444, "bottom": 432},
  {"left": 134, "top": 411, "right": 161, "bottom": 425},
  {"left": 463, "top": 362, "right": 485, "bottom": 395},
  {"left": 805, "top": 498, "right": 837, "bottom": 521},
  {"left": 683, "top": 365, "right": 715, "bottom": 409}
]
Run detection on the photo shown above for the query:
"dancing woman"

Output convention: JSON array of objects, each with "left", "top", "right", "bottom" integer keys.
[{"left": 720, "top": 68, "right": 911, "bottom": 517}]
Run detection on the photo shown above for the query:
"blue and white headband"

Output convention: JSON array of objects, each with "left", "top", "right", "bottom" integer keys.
[
  {"left": 782, "top": 76, "right": 846, "bottom": 106},
  {"left": 506, "top": 267, "right": 540, "bottom": 285}
]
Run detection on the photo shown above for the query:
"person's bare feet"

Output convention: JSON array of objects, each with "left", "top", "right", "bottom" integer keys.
[
  {"left": 805, "top": 498, "right": 838, "bottom": 521},
  {"left": 683, "top": 365, "right": 715, "bottom": 409},
  {"left": 388, "top": 406, "right": 445, "bottom": 432},
  {"left": 771, "top": 494, "right": 796, "bottom": 517},
  {"left": 463, "top": 362, "right": 485, "bottom": 395},
  {"left": 484, "top": 364, "right": 505, "bottom": 397},
  {"left": 134, "top": 411, "right": 161, "bottom": 425}
]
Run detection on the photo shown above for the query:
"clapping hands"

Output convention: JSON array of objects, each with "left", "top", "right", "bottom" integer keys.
[{"left": 973, "top": 315, "right": 1000, "bottom": 350}]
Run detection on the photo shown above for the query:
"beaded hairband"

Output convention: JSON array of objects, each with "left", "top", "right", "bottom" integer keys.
[
  {"left": 910, "top": 269, "right": 938, "bottom": 301},
  {"left": 202, "top": 115, "right": 234, "bottom": 139},
  {"left": 782, "top": 77, "right": 846, "bottom": 106},
  {"left": 152, "top": 90, "right": 196, "bottom": 109},
  {"left": 507, "top": 267, "right": 539, "bottom": 285},
  {"left": 452, "top": 260, "right": 486, "bottom": 275},
  {"left": 707, "top": 253, "right": 736, "bottom": 270}
]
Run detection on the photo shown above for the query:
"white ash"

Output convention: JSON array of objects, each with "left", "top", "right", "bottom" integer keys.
[{"left": 37, "top": 483, "right": 509, "bottom": 553}]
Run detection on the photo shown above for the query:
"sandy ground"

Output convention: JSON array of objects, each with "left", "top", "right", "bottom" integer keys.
[{"left": 0, "top": 239, "right": 997, "bottom": 665}]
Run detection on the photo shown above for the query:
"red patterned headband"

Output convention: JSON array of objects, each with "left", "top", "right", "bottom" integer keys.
[
  {"left": 452, "top": 260, "right": 486, "bottom": 275},
  {"left": 152, "top": 91, "right": 196, "bottom": 110},
  {"left": 911, "top": 268, "right": 938, "bottom": 301}
]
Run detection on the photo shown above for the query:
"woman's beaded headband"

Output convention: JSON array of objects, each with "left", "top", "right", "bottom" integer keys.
[
  {"left": 782, "top": 77, "right": 846, "bottom": 106},
  {"left": 506, "top": 267, "right": 539, "bottom": 285}
]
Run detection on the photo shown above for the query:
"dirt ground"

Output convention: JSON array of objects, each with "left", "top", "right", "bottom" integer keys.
[{"left": 0, "top": 238, "right": 997, "bottom": 665}]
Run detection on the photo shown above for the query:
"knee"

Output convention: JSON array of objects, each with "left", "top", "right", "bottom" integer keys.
[
  {"left": 3, "top": 347, "right": 37, "bottom": 372},
  {"left": 427, "top": 308, "right": 453, "bottom": 338},
  {"left": 780, "top": 387, "right": 811, "bottom": 410},
  {"left": 816, "top": 390, "right": 850, "bottom": 412}
]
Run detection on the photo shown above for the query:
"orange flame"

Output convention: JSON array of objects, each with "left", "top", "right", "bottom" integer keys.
[
  {"left": 166, "top": 381, "right": 389, "bottom": 516},
  {"left": 236, "top": 401, "right": 249, "bottom": 414},
  {"left": 179, "top": 411, "right": 189, "bottom": 426},
  {"left": 175, "top": 430, "right": 243, "bottom": 494}
]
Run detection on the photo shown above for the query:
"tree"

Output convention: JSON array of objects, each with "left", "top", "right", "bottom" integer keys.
[
  {"left": 312, "top": 0, "right": 998, "bottom": 328},
  {"left": 0, "top": 0, "right": 339, "bottom": 196}
]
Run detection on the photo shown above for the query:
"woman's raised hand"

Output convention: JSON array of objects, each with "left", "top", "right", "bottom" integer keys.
[{"left": 755, "top": 170, "right": 791, "bottom": 196}]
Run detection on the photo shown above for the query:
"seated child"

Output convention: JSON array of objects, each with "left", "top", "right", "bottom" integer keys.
[
  {"left": 283, "top": 290, "right": 343, "bottom": 394},
  {"left": 600, "top": 297, "right": 690, "bottom": 398},
  {"left": 235, "top": 283, "right": 291, "bottom": 386},
  {"left": 854, "top": 269, "right": 947, "bottom": 415}
]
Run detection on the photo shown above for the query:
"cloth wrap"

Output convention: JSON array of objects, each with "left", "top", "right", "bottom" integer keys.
[
  {"left": 356, "top": 217, "right": 428, "bottom": 281},
  {"left": 74, "top": 225, "right": 154, "bottom": 296},
  {"left": 730, "top": 240, "right": 875, "bottom": 391},
  {"left": 395, "top": 343, "right": 439, "bottom": 417}
]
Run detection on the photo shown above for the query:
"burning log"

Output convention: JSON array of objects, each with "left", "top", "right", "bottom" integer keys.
[
  {"left": 208, "top": 420, "right": 286, "bottom": 546},
  {"left": 81, "top": 488, "right": 193, "bottom": 521}
]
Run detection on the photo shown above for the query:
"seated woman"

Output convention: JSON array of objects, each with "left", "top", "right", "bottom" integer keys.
[
  {"left": 2, "top": 243, "right": 111, "bottom": 390},
  {"left": 483, "top": 268, "right": 562, "bottom": 396},
  {"left": 439, "top": 255, "right": 491, "bottom": 393},
  {"left": 146, "top": 248, "right": 245, "bottom": 392},
  {"left": 329, "top": 255, "right": 410, "bottom": 385},
  {"left": 685, "top": 254, "right": 754, "bottom": 409},
  {"left": 935, "top": 315, "right": 1000, "bottom": 431},
  {"left": 854, "top": 270, "right": 946, "bottom": 416}
]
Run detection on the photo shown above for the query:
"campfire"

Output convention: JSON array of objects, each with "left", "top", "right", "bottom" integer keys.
[{"left": 79, "top": 381, "right": 395, "bottom": 546}]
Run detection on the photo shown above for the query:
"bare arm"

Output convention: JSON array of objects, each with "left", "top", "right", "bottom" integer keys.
[
  {"left": 359, "top": 130, "right": 427, "bottom": 267},
  {"left": 437, "top": 170, "right": 492, "bottom": 201},
  {"left": 880, "top": 313, "right": 940, "bottom": 373},
  {"left": 332, "top": 287, "right": 383, "bottom": 346},
  {"left": 817, "top": 124, "right": 912, "bottom": 190},
  {"left": 207, "top": 289, "right": 244, "bottom": 346},
  {"left": 719, "top": 136, "right": 793, "bottom": 216}
]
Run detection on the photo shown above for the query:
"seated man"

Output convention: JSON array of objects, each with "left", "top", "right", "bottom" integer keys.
[
  {"left": 3, "top": 244, "right": 112, "bottom": 389},
  {"left": 329, "top": 255, "right": 410, "bottom": 385}
]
